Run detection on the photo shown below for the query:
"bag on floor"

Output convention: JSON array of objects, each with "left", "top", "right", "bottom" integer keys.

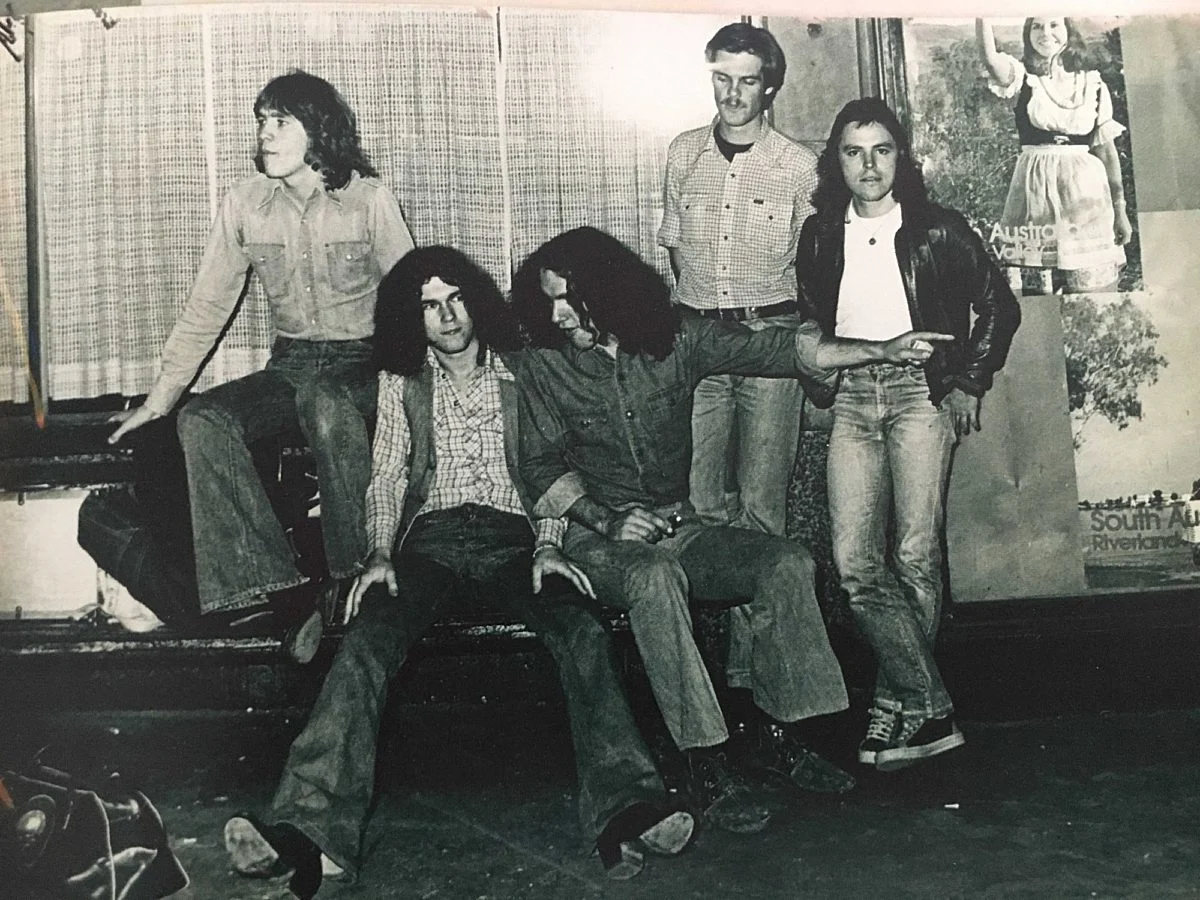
[{"left": 0, "top": 762, "right": 188, "bottom": 899}]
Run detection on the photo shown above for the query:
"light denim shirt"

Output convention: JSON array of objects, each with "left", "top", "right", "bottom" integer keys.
[{"left": 145, "top": 172, "right": 414, "bottom": 415}]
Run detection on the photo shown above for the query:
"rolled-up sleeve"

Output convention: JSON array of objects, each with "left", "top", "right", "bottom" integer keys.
[{"left": 516, "top": 356, "right": 587, "bottom": 519}]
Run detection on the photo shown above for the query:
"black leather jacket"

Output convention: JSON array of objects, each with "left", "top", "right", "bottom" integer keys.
[{"left": 796, "top": 202, "right": 1021, "bottom": 405}]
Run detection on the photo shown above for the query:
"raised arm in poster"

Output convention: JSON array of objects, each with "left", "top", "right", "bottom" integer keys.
[{"left": 976, "top": 17, "right": 1132, "bottom": 294}]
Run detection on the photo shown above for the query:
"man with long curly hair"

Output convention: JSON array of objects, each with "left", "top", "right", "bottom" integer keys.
[
  {"left": 223, "top": 247, "right": 694, "bottom": 894},
  {"left": 109, "top": 71, "right": 414, "bottom": 661},
  {"left": 511, "top": 226, "right": 950, "bottom": 835}
]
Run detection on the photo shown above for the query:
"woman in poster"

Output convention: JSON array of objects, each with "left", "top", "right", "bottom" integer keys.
[{"left": 976, "top": 18, "right": 1132, "bottom": 293}]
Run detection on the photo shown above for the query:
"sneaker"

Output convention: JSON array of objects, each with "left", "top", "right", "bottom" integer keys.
[
  {"left": 753, "top": 723, "right": 856, "bottom": 794},
  {"left": 874, "top": 715, "right": 965, "bottom": 772},
  {"left": 686, "top": 749, "right": 771, "bottom": 834},
  {"left": 857, "top": 701, "right": 901, "bottom": 766}
]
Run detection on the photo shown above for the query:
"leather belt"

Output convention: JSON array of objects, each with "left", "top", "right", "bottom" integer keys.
[{"left": 688, "top": 301, "right": 797, "bottom": 322}]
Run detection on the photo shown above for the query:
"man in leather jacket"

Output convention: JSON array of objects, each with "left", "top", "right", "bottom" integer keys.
[{"left": 796, "top": 97, "right": 1021, "bottom": 771}]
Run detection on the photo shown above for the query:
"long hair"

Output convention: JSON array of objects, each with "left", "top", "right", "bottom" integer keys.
[
  {"left": 374, "top": 246, "right": 521, "bottom": 376},
  {"left": 705, "top": 23, "right": 786, "bottom": 108},
  {"left": 1022, "top": 18, "right": 1088, "bottom": 75},
  {"left": 812, "top": 97, "right": 929, "bottom": 218},
  {"left": 511, "top": 228, "right": 678, "bottom": 361},
  {"left": 254, "top": 70, "right": 378, "bottom": 192}
]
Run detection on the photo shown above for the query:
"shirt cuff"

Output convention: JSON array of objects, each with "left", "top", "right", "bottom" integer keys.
[
  {"left": 533, "top": 516, "right": 567, "bottom": 550},
  {"left": 531, "top": 471, "right": 588, "bottom": 520}
]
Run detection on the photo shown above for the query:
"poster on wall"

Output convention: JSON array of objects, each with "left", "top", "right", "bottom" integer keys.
[{"left": 904, "top": 16, "right": 1200, "bottom": 596}]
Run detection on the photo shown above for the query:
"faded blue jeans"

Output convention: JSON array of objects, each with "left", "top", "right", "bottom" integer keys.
[
  {"left": 827, "top": 364, "right": 957, "bottom": 721},
  {"left": 269, "top": 507, "right": 666, "bottom": 878},
  {"left": 177, "top": 337, "right": 376, "bottom": 612},
  {"left": 564, "top": 510, "right": 849, "bottom": 751}
]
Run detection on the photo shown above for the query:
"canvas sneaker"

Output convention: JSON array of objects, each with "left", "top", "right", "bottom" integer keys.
[
  {"left": 857, "top": 700, "right": 901, "bottom": 765},
  {"left": 874, "top": 715, "right": 965, "bottom": 772}
]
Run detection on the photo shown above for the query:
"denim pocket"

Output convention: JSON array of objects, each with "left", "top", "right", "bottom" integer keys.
[
  {"left": 246, "top": 242, "right": 289, "bottom": 299},
  {"left": 327, "top": 240, "right": 375, "bottom": 294}
]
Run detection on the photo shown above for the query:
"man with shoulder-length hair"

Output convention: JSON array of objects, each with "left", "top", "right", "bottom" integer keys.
[
  {"left": 110, "top": 70, "right": 414, "bottom": 661},
  {"left": 512, "top": 226, "right": 952, "bottom": 835},
  {"left": 798, "top": 97, "right": 1020, "bottom": 771},
  {"left": 223, "top": 247, "right": 693, "bottom": 895},
  {"left": 658, "top": 22, "right": 816, "bottom": 543}
]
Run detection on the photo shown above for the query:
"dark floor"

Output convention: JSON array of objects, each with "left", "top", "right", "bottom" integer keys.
[
  {"left": 8, "top": 703, "right": 1200, "bottom": 899},
  {"left": 5, "top": 590, "right": 1200, "bottom": 899}
]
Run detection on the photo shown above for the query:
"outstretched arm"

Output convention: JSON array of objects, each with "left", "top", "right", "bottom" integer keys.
[
  {"left": 976, "top": 19, "right": 1015, "bottom": 87},
  {"left": 811, "top": 331, "right": 954, "bottom": 369}
]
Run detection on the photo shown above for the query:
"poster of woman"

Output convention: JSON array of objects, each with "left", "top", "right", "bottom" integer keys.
[
  {"left": 903, "top": 16, "right": 1142, "bottom": 296},
  {"left": 977, "top": 17, "right": 1132, "bottom": 294}
]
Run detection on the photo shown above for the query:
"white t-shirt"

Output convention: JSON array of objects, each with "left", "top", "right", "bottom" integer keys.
[{"left": 835, "top": 201, "right": 912, "bottom": 341}]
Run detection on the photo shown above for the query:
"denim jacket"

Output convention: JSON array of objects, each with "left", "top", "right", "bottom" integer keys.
[
  {"left": 145, "top": 173, "right": 414, "bottom": 415},
  {"left": 517, "top": 317, "right": 835, "bottom": 517}
]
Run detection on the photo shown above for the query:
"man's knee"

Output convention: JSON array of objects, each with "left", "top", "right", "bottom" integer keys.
[
  {"left": 755, "top": 537, "right": 815, "bottom": 585},
  {"left": 177, "top": 394, "right": 242, "bottom": 445},
  {"left": 623, "top": 552, "right": 689, "bottom": 609},
  {"left": 295, "top": 380, "right": 362, "bottom": 444}
]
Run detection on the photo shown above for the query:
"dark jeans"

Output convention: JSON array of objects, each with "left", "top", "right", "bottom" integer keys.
[
  {"left": 176, "top": 338, "right": 376, "bottom": 612},
  {"left": 269, "top": 506, "right": 665, "bottom": 878}
]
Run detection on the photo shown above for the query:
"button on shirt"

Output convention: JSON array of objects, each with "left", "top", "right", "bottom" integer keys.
[
  {"left": 366, "top": 349, "right": 561, "bottom": 555},
  {"left": 658, "top": 123, "right": 818, "bottom": 310},
  {"left": 835, "top": 202, "right": 912, "bottom": 341},
  {"left": 517, "top": 317, "right": 835, "bottom": 517},
  {"left": 145, "top": 172, "right": 414, "bottom": 415}
]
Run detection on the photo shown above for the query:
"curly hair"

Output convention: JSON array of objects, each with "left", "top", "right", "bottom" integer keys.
[
  {"left": 1022, "top": 17, "right": 1089, "bottom": 76},
  {"left": 374, "top": 246, "right": 522, "bottom": 376},
  {"left": 254, "top": 70, "right": 378, "bottom": 192},
  {"left": 511, "top": 227, "right": 678, "bottom": 361},
  {"left": 812, "top": 97, "right": 929, "bottom": 218},
  {"left": 705, "top": 23, "right": 786, "bottom": 107}
]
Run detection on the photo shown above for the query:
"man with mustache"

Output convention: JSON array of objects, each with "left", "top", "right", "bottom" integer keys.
[{"left": 658, "top": 22, "right": 815, "bottom": 572}]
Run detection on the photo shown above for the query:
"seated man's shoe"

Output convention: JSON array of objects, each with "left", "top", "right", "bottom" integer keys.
[
  {"left": 224, "top": 814, "right": 322, "bottom": 900},
  {"left": 857, "top": 700, "right": 901, "bottom": 766},
  {"left": 686, "top": 748, "right": 771, "bottom": 834},
  {"left": 282, "top": 606, "right": 324, "bottom": 665},
  {"left": 874, "top": 715, "right": 965, "bottom": 772},
  {"left": 595, "top": 802, "right": 694, "bottom": 880},
  {"left": 752, "top": 723, "right": 856, "bottom": 794}
]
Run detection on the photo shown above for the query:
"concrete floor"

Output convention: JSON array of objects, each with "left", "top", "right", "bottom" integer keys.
[{"left": 11, "top": 699, "right": 1200, "bottom": 899}]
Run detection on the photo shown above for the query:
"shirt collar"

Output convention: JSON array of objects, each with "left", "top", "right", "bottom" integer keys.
[
  {"left": 700, "top": 118, "right": 785, "bottom": 165},
  {"left": 425, "top": 345, "right": 513, "bottom": 381},
  {"left": 255, "top": 171, "right": 353, "bottom": 211}
]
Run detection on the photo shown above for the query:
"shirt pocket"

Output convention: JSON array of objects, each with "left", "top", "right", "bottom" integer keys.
[
  {"left": 745, "top": 198, "right": 793, "bottom": 257},
  {"left": 327, "top": 240, "right": 376, "bottom": 295},
  {"left": 679, "top": 192, "right": 709, "bottom": 244},
  {"left": 246, "top": 242, "right": 290, "bottom": 300}
]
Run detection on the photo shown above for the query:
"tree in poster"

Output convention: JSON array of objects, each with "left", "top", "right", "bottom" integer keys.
[{"left": 1061, "top": 294, "right": 1167, "bottom": 447}]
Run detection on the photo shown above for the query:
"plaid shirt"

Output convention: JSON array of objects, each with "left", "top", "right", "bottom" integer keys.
[
  {"left": 366, "top": 348, "right": 561, "bottom": 554},
  {"left": 658, "top": 122, "right": 817, "bottom": 310}
]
